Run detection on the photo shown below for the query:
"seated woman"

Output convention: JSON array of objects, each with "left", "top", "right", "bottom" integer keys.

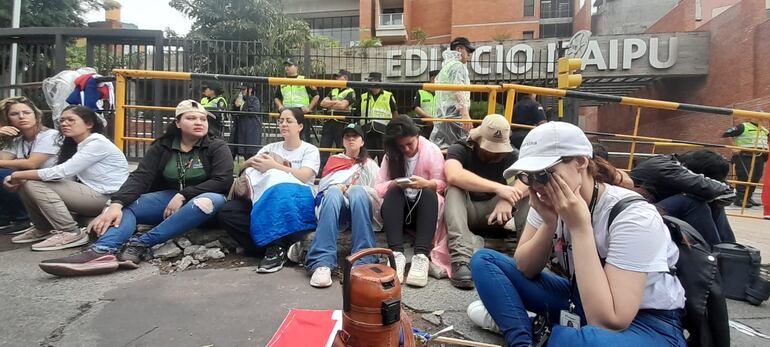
[
  {"left": 38, "top": 100, "right": 233, "bottom": 276},
  {"left": 305, "top": 123, "right": 381, "bottom": 288},
  {"left": 0, "top": 97, "right": 60, "bottom": 234},
  {"left": 218, "top": 107, "right": 320, "bottom": 274},
  {"left": 469, "top": 122, "right": 686, "bottom": 346},
  {"left": 6, "top": 106, "right": 128, "bottom": 251},
  {"left": 376, "top": 115, "right": 446, "bottom": 288}
]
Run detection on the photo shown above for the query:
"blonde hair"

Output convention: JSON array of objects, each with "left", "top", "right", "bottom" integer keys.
[{"left": 0, "top": 96, "right": 46, "bottom": 148}]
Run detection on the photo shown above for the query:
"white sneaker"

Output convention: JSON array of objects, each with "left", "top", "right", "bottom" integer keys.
[
  {"left": 310, "top": 266, "right": 333, "bottom": 288},
  {"left": 391, "top": 251, "right": 406, "bottom": 283},
  {"left": 467, "top": 300, "right": 501, "bottom": 334},
  {"left": 286, "top": 241, "right": 304, "bottom": 264},
  {"left": 405, "top": 254, "right": 429, "bottom": 287}
]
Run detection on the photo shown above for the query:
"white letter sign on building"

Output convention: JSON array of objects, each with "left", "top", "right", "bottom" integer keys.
[{"left": 362, "top": 32, "right": 709, "bottom": 81}]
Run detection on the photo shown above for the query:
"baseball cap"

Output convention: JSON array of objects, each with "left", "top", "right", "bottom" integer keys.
[
  {"left": 469, "top": 114, "right": 513, "bottom": 154},
  {"left": 428, "top": 69, "right": 440, "bottom": 78},
  {"left": 449, "top": 37, "right": 476, "bottom": 53},
  {"left": 365, "top": 72, "right": 383, "bottom": 81},
  {"left": 283, "top": 58, "right": 297, "bottom": 66},
  {"left": 334, "top": 69, "right": 351, "bottom": 79},
  {"left": 175, "top": 99, "right": 214, "bottom": 118},
  {"left": 503, "top": 122, "right": 593, "bottom": 179},
  {"left": 342, "top": 123, "right": 364, "bottom": 137}
]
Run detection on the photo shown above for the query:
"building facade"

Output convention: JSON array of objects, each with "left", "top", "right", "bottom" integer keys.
[{"left": 282, "top": 0, "right": 591, "bottom": 46}]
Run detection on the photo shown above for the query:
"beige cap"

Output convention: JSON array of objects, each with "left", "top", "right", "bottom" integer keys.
[
  {"left": 469, "top": 114, "right": 513, "bottom": 154},
  {"left": 175, "top": 99, "right": 214, "bottom": 118}
]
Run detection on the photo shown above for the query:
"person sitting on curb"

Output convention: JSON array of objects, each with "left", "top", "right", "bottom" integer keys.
[
  {"left": 304, "top": 123, "right": 381, "bottom": 288},
  {"left": 37, "top": 100, "right": 233, "bottom": 276},
  {"left": 0, "top": 96, "right": 60, "bottom": 234},
  {"left": 469, "top": 122, "right": 686, "bottom": 346},
  {"left": 443, "top": 114, "right": 530, "bottom": 289},
  {"left": 6, "top": 106, "right": 128, "bottom": 252},
  {"left": 376, "top": 115, "right": 447, "bottom": 287},
  {"left": 629, "top": 149, "right": 736, "bottom": 246},
  {"left": 219, "top": 107, "right": 320, "bottom": 274}
]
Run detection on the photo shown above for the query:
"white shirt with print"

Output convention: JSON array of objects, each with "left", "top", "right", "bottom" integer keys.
[
  {"left": 257, "top": 141, "right": 320, "bottom": 185},
  {"left": 1, "top": 128, "right": 60, "bottom": 168}
]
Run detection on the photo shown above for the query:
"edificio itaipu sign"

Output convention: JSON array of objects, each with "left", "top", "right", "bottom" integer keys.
[{"left": 380, "top": 32, "right": 709, "bottom": 81}]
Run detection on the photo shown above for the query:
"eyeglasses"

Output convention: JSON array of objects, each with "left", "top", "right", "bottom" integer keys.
[{"left": 515, "top": 160, "right": 562, "bottom": 186}]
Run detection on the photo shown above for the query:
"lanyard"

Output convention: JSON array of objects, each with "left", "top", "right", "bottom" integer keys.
[
  {"left": 561, "top": 181, "right": 599, "bottom": 313},
  {"left": 22, "top": 137, "right": 36, "bottom": 159},
  {"left": 176, "top": 151, "right": 194, "bottom": 191}
]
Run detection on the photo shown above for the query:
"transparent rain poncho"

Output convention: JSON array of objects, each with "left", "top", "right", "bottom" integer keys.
[{"left": 429, "top": 49, "right": 472, "bottom": 149}]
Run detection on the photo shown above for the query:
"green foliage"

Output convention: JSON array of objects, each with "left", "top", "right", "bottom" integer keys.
[
  {"left": 65, "top": 44, "right": 146, "bottom": 74},
  {"left": 356, "top": 38, "right": 382, "bottom": 48},
  {"left": 470, "top": 101, "right": 504, "bottom": 120},
  {"left": 411, "top": 28, "right": 427, "bottom": 45},
  {"left": 170, "top": 0, "right": 310, "bottom": 49},
  {"left": 0, "top": 0, "right": 105, "bottom": 27},
  {"left": 309, "top": 36, "right": 340, "bottom": 49}
]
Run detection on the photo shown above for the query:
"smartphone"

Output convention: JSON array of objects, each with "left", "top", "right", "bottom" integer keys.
[{"left": 394, "top": 177, "right": 413, "bottom": 185}]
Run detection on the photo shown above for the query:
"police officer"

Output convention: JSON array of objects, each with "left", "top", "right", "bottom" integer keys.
[
  {"left": 318, "top": 69, "right": 356, "bottom": 171},
  {"left": 360, "top": 72, "right": 398, "bottom": 159},
  {"left": 510, "top": 93, "right": 546, "bottom": 149},
  {"left": 230, "top": 83, "right": 262, "bottom": 159},
  {"left": 273, "top": 58, "right": 320, "bottom": 141},
  {"left": 723, "top": 121, "right": 769, "bottom": 207},
  {"left": 413, "top": 69, "right": 439, "bottom": 138},
  {"left": 201, "top": 81, "right": 228, "bottom": 137}
]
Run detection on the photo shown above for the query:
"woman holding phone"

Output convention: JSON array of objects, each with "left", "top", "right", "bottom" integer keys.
[{"left": 375, "top": 115, "right": 446, "bottom": 287}]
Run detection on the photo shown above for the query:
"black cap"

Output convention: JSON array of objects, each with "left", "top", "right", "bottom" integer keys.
[
  {"left": 428, "top": 69, "right": 440, "bottom": 78},
  {"left": 342, "top": 123, "right": 364, "bottom": 137},
  {"left": 236, "top": 83, "right": 251, "bottom": 89},
  {"left": 283, "top": 58, "right": 297, "bottom": 66},
  {"left": 365, "top": 72, "right": 382, "bottom": 81},
  {"left": 334, "top": 69, "right": 351, "bottom": 79},
  {"left": 450, "top": 37, "right": 476, "bottom": 52}
]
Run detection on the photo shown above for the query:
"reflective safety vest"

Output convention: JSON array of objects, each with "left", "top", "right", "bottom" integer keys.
[
  {"left": 361, "top": 90, "right": 394, "bottom": 124},
  {"left": 417, "top": 90, "right": 436, "bottom": 116},
  {"left": 328, "top": 88, "right": 355, "bottom": 113},
  {"left": 735, "top": 122, "right": 769, "bottom": 149},
  {"left": 281, "top": 75, "right": 310, "bottom": 107},
  {"left": 200, "top": 96, "right": 228, "bottom": 110}
]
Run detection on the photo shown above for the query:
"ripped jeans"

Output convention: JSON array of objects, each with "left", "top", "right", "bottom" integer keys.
[{"left": 92, "top": 190, "right": 227, "bottom": 253}]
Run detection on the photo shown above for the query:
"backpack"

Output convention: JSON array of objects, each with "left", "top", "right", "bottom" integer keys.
[{"left": 609, "top": 196, "right": 730, "bottom": 347}]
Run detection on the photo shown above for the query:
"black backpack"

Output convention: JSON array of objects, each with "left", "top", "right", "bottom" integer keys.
[{"left": 609, "top": 196, "right": 730, "bottom": 347}]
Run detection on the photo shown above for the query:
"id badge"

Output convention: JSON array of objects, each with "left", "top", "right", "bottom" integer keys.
[{"left": 559, "top": 310, "right": 580, "bottom": 330}]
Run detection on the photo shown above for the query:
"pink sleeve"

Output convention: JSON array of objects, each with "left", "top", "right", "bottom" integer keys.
[
  {"left": 375, "top": 154, "right": 392, "bottom": 198},
  {"left": 419, "top": 137, "right": 447, "bottom": 195}
]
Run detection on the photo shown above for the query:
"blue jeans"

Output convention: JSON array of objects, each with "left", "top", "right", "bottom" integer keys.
[
  {"left": 93, "top": 190, "right": 227, "bottom": 252},
  {"left": 470, "top": 249, "right": 686, "bottom": 347},
  {"left": 0, "top": 168, "right": 28, "bottom": 221},
  {"left": 657, "top": 194, "right": 735, "bottom": 246},
  {"left": 305, "top": 186, "right": 377, "bottom": 271}
]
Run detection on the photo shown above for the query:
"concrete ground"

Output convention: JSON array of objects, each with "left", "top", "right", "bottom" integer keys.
[{"left": 1, "top": 210, "right": 769, "bottom": 346}]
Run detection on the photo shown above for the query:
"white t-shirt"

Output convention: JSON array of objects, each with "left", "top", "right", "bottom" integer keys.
[
  {"left": 257, "top": 141, "right": 320, "bottom": 185},
  {"left": 405, "top": 152, "right": 420, "bottom": 177},
  {"left": 527, "top": 184, "right": 686, "bottom": 310},
  {"left": 0, "top": 129, "right": 60, "bottom": 168}
]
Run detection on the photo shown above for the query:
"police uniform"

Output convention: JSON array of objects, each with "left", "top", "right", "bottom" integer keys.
[{"left": 723, "top": 122, "right": 769, "bottom": 205}]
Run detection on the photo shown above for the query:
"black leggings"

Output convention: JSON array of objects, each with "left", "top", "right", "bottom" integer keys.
[{"left": 381, "top": 186, "right": 438, "bottom": 256}]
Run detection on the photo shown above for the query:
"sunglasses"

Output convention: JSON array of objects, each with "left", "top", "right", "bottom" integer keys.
[{"left": 515, "top": 159, "right": 562, "bottom": 186}]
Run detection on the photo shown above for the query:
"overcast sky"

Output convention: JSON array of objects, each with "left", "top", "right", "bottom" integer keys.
[{"left": 84, "top": 0, "right": 192, "bottom": 35}]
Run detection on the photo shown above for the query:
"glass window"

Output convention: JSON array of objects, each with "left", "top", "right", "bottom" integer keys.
[
  {"left": 524, "top": 0, "right": 535, "bottom": 17},
  {"left": 523, "top": 31, "right": 534, "bottom": 39}
]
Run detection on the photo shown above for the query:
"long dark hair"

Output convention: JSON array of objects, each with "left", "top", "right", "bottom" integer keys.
[
  {"left": 384, "top": 115, "right": 420, "bottom": 179},
  {"left": 57, "top": 106, "right": 105, "bottom": 164}
]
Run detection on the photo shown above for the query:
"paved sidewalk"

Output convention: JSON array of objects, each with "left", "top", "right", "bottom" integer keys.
[{"left": 1, "top": 209, "right": 769, "bottom": 346}]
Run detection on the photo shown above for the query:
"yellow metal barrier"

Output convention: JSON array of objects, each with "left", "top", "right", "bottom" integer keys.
[{"left": 112, "top": 69, "right": 768, "bottom": 219}]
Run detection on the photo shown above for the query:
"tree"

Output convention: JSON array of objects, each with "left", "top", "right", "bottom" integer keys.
[
  {"left": 0, "top": 0, "right": 107, "bottom": 28},
  {"left": 169, "top": 0, "right": 311, "bottom": 76}
]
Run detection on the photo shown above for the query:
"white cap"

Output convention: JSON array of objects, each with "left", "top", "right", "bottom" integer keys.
[{"left": 503, "top": 122, "right": 593, "bottom": 179}]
